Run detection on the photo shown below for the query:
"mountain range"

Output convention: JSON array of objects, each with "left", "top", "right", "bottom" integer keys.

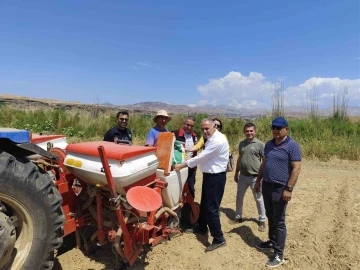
[{"left": 1, "top": 95, "right": 359, "bottom": 117}]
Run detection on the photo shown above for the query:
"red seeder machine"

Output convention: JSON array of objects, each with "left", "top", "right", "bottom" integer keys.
[{"left": 0, "top": 130, "right": 199, "bottom": 269}]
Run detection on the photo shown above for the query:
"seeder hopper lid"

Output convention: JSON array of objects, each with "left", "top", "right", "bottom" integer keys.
[{"left": 66, "top": 141, "right": 156, "bottom": 161}]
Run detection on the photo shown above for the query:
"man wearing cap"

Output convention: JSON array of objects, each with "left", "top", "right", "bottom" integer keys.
[
  {"left": 103, "top": 110, "right": 132, "bottom": 144},
  {"left": 254, "top": 116, "right": 301, "bottom": 268},
  {"left": 174, "top": 118, "right": 229, "bottom": 252},
  {"left": 145, "top": 110, "right": 171, "bottom": 146},
  {"left": 172, "top": 116, "right": 198, "bottom": 198}
]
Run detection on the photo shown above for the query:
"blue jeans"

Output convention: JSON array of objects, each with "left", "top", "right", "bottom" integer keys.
[
  {"left": 262, "top": 181, "right": 288, "bottom": 256},
  {"left": 198, "top": 172, "right": 226, "bottom": 244}
]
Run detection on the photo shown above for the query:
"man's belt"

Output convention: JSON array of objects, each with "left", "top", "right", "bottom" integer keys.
[
  {"left": 203, "top": 171, "right": 226, "bottom": 176},
  {"left": 241, "top": 172, "right": 258, "bottom": 177}
]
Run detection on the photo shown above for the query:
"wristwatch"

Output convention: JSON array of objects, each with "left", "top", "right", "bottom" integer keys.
[{"left": 285, "top": 186, "right": 293, "bottom": 192}]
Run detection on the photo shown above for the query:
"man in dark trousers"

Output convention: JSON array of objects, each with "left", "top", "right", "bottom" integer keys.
[
  {"left": 172, "top": 116, "right": 198, "bottom": 197},
  {"left": 174, "top": 118, "right": 229, "bottom": 252},
  {"left": 255, "top": 116, "right": 301, "bottom": 268},
  {"left": 103, "top": 110, "right": 132, "bottom": 144}
]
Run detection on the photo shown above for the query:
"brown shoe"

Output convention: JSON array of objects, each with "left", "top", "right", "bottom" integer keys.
[{"left": 258, "top": 221, "right": 266, "bottom": 232}]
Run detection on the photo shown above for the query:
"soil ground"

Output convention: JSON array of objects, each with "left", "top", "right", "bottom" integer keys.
[{"left": 55, "top": 158, "right": 360, "bottom": 270}]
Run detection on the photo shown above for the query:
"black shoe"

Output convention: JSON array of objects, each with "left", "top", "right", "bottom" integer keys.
[
  {"left": 256, "top": 240, "right": 274, "bottom": 250},
  {"left": 205, "top": 241, "right": 226, "bottom": 252},
  {"left": 266, "top": 253, "right": 284, "bottom": 268},
  {"left": 186, "top": 224, "right": 208, "bottom": 235}
]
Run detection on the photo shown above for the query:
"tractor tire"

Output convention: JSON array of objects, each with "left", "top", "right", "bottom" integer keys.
[{"left": 0, "top": 151, "right": 65, "bottom": 270}]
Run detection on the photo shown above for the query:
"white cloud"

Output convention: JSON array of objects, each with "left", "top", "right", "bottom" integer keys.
[
  {"left": 197, "top": 72, "right": 360, "bottom": 109},
  {"left": 285, "top": 77, "right": 360, "bottom": 107},
  {"left": 229, "top": 99, "right": 260, "bottom": 109},
  {"left": 133, "top": 62, "right": 160, "bottom": 70},
  {"left": 137, "top": 62, "right": 152, "bottom": 67}
]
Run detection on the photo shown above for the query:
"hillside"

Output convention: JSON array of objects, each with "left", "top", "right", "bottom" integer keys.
[{"left": 1, "top": 94, "right": 359, "bottom": 117}]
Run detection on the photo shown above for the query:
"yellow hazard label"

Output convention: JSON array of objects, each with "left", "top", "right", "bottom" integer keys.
[{"left": 65, "top": 158, "right": 82, "bottom": 168}]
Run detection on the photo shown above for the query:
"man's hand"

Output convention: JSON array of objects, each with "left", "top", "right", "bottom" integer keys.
[
  {"left": 282, "top": 190, "right": 292, "bottom": 201},
  {"left": 174, "top": 162, "right": 187, "bottom": 171},
  {"left": 234, "top": 172, "right": 239, "bottom": 183},
  {"left": 185, "top": 146, "right": 196, "bottom": 153},
  {"left": 254, "top": 180, "right": 261, "bottom": 193}
]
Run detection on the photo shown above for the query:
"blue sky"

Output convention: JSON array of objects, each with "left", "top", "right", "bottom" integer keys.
[{"left": 0, "top": 0, "right": 359, "bottom": 110}]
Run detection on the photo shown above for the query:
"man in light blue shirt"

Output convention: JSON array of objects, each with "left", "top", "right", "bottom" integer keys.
[{"left": 145, "top": 110, "right": 171, "bottom": 146}]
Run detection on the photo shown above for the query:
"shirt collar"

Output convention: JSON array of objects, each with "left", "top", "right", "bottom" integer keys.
[
  {"left": 272, "top": 136, "right": 290, "bottom": 146},
  {"left": 207, "top": 129, "right": 219, "bottom": 142},
  {"left": 179, "top": 128, "right": 196, "bottom": 137}
]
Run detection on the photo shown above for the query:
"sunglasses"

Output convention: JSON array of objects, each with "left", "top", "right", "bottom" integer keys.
[
  {"left": 118, "top": 118, "right": 129, "bottom": 122},
  {"left": 271, "top": 125, "right": 285, "bottom": 130}
]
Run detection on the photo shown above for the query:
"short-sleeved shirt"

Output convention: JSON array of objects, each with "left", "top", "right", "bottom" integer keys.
[
  {"left": 238, "top": 138, "right": 264, "bottom": 175},
  {"left": 145, "top": 126, "right": 168, "bottom": 146},
  {"left": 103, "top": 127, "right": 132, "bottom": 143},
  {"left": 263, "top": 136, "right": 302, "bottom": 185}
]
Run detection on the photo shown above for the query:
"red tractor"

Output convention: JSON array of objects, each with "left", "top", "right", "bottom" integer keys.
[{"left": 0, "top": 129, "right": 199, "bottom": 269}]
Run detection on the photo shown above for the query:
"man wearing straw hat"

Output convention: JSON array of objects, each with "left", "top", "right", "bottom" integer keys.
[{"left": 145, "top": 110, "right": 171, "bottom": 146}]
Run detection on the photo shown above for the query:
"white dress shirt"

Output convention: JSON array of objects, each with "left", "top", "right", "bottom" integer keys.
[
  {"left": 184, "top": 132, "right": 194, "bottom": 160},
  {"left": 186, "top": 130, "right": 229, "bottom": 173}
]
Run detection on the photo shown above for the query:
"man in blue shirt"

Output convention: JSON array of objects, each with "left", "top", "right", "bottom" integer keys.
[
  {"left": 255, "top": 116, "right": 301, "bottom": 268},
  {"left": 103, "top": 111, "right": 132, "bottom": 144},
  {"left": 145, "top": 110, "right": 171, "bottom": 146}
]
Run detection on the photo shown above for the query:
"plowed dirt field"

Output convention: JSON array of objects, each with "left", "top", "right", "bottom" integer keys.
[{"left": 56, "top": 158, "right": 360, "bottom": 270}]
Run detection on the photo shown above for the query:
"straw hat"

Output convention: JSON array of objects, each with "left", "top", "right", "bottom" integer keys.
[{"left": 153, "top": 110, "right": 171, "bottom": 122}]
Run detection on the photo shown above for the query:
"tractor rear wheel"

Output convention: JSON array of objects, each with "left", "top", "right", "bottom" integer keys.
[{"left": 0, "top": 151, "right": 65, "bottom": 270}]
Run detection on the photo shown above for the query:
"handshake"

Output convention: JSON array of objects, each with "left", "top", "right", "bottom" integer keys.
[{"left": 184, "top": 146, "right": 196, "bottom": 153}]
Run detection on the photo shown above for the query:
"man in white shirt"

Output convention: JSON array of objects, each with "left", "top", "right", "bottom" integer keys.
[{"left": 174, "top": 118, "right": 229, "bottom": 252}]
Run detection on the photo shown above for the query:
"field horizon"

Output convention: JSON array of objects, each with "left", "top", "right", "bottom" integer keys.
[{"left": 2, "top": 94, "right": 360, "bottom": 118}]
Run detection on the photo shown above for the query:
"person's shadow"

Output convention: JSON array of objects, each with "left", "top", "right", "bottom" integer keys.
[
  {"left": 228, "top": 225, "right": 272, "bottom": 258},
  {"left": 220, "top": 207, "right": 258, "bottom": 225},
  {"left": 54, "top": 234, "right": 149, "bottom": 270},
  {"left": 195, "top": 232, "right": 211, "bottom": 247},
  {"left": 221, "top": 207, "right": 272, "bottom": 258}
]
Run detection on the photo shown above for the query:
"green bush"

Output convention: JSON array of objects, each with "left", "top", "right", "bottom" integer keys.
[{"left": 0, "top": 106, "right": 359, "bottom": 160}]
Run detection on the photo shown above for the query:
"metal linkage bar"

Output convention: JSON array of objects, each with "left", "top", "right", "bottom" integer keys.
[{"left": 97, "top": 146, "right": 141, "bottom": 264}]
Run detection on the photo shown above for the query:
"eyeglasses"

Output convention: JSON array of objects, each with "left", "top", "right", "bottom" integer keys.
[
  {"left": 118, "top": 118, "right": 129, "bottom": 122},
  {"left": 271, "top": 125, "right": 285, "bottom": 130}
]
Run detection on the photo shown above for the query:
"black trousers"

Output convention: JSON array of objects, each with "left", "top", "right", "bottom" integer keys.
[
  {"left": 198, "top": 172, "right": 226, "bottom": 244},
  {"left": 262, "top": 181, "right": 288, "bottom": 256},
  {"left": 187, "top": 167, "right": 197, "bottom": 198}
]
